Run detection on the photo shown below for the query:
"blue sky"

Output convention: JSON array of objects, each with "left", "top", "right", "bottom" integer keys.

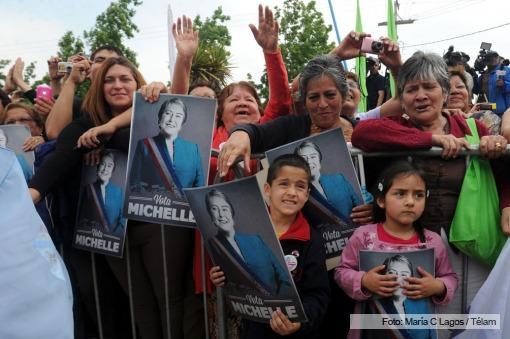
[{"left": 1, "top": 0, "right": 509, "bottom": 85}]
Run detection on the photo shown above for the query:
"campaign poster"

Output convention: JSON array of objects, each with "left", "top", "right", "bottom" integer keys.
[
  {"left": 358, "top": 248, "right": 437, "bottom": 338},
  {"left": 265, "top": 128, "right": 362, "bottom": 270},
  {"left": 184, "top": 176, "right": 307, "bottom": 324},
  {"left": 73, "top": 150, "right": 128, "bottom": 257},
  {"left": 0, "top": 125, "right": 34, "bottom": 182},
  {"left": 124, "top": 93, "right": 216, "bottom": 227}
]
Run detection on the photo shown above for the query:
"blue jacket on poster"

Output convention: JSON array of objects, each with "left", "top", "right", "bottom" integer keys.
[
  {"left": 92, "top": 181, "right": 125, "bottom": 235},
  {"left": 377, "top": 297, "right": 437, "bottom": 339},
  {"left": 210, "top": 232, "right": 292, "bottom": 297},
  {"left": 16, "top": 154, "right": 33, "bottom": 182},
  {"left": 318, "top": 173, "right": 362, "bottom": 220},
  {"left": 129, "top": 134, "right": 204, "bottom": 193},
  {"left": 477, "top": 65, "right": 510, "bottom": 115}
]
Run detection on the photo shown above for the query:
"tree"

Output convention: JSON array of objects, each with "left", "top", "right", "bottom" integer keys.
[
  {"left": 58, "top": 31, "right": 86, "bottom": 61},
  {"left": 23, "top": 62, "right": 37, "bottom": 84},
  {"left": 191, "top": 7, "right": 233, "bottom": 90},
  {"left": 83, "top": 0, "right": 142, "bottom": 65},
  {"left": 253, "top": 0, "right": 335, "bottom": 100},
  {"left": 0, "top": 59, "right": 11, "bottom": 87}
]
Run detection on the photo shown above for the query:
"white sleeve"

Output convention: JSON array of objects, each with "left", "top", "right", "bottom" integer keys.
[{"left": 355, "top": 106, "right": 381, "bottom": 121}]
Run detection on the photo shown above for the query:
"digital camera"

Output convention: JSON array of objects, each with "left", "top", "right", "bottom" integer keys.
[
  {"left": 361, "top": 38, "right": 384, "bottom": 54},
  {"left": 57, "top": 61, "right": 73, "bottom": 74}
]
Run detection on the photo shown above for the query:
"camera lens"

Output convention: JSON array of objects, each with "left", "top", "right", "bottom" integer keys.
[{"left": 372, "top": 41, "right": 383, "bottom": 52}]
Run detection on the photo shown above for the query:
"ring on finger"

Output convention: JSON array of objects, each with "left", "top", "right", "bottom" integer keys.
[{"left": 495, "top": 142, "right": 502, "bottom": 151}]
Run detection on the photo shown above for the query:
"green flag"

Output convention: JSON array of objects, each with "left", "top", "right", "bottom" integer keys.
[
  {"left": 387, "top": 0, "right": 397, "bottom": 97},
  {"left": 355, "top": 0, "right": 367, "bottom": 112}
]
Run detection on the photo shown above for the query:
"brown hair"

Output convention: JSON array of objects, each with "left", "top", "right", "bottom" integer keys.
[
  {"left": 82, "top": 56, "right": 146, "bottom": 126},
  {"left": 216, "top": 81, "right": 263, "bottom": 128},
  {"left": 2, "top": 102, "right": 43, "bottom": 129}
]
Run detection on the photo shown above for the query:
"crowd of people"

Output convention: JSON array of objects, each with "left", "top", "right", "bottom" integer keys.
[{"left": 2, "top": 3, "right": 510, "bottom": 339}]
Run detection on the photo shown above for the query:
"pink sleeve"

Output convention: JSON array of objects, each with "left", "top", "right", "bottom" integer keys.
[
  {"left": 260, "top": 49, "right": 292, "bottom": 123},
  {"left": 335, "top": 230, "right": 372, "bottom": 301},
  {"left": 431, "top": 239, "right": 458, "bottom": 305},
  {"left": 352, "top": 117, "right": 434, "bottom": 152}
]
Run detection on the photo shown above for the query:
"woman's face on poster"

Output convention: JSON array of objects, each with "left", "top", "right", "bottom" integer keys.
[
  {"left": 297, "top": 145, "right": 321, "bottom": 181},
  {"left": 386, "top": 260, "right": 411, "bottom": 298},
  {"left": 159, "top": 102, "right": 185, "bottom": 137},
  {"left": 208, "top": 195, "right": 235, "bottom": 233},
  {"left": 97, "top": 154, "right": 115, "bottom": 183}
]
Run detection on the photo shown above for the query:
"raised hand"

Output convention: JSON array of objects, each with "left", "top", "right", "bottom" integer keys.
[
  {"left": 332, "top": 31, "right": 371, "bottom": 61},
  {"left": 47, "top": 56, "right": 63, "bottom": 80},
  {"left": 172, "top": 15, "right": 199, "bottom": 59},
  {"left": 249, "top": 4, "right": 279, "bottom": 53}
]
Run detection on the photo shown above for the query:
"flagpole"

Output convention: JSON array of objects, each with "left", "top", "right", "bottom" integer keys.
[
  {"left": 167, "top": 4, "right": 176, "bottom": 80},
  {"left": 327, "top": 0, "right": 348, "bottom": 70}
]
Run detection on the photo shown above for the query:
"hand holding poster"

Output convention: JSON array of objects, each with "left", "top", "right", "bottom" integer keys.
[
  {"left": 124, "top": 93, "right": 216, "bottom": 227},
  {"left": 359, "top": 248, "right": 437, "bottom": 338},
  {"left": 0, "top": 125, "right": 35, "bottom": 182},
  {"left": 74, "top": 150, "right": 128, "bottom": 257},
  {"left": 184, "top": 176, "right": 307, "bottom": 324},
  {"left": 265, "top": 128, "right": 363, "bottom": 270}
]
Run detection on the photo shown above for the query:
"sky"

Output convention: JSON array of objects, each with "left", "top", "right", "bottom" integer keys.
[{"left": 1, "top": 0, "right": 509, "bottom": 85}]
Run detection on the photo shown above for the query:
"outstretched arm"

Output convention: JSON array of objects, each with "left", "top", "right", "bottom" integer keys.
[
  {"left": 170, "top": 16, "right": 199, "bottom": 95},
  {"left": 249, "top": 4, "right": 292, "bottom": 121}
]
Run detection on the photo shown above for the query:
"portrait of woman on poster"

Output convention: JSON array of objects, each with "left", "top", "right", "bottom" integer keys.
[
  {"left": 373, "top": 254, "right": 437, "bottom": 339},
  {"left": 205, "top": 188, "right": 292, "bottom": 297},
  {"left": 129, "top": 97, "right": 204, "bottom": 195}
]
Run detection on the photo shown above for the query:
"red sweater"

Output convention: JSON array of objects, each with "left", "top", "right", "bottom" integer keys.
[
  {"left": 351, "top": 113, "right": 510, "bottom": 209},
  {"left": 195, "top": 49, "right": 292, "bottom": 293}
]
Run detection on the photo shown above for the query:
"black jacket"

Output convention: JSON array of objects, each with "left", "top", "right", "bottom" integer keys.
[{"left": 241, "top": 218, "right": 330, "bottom": 339}]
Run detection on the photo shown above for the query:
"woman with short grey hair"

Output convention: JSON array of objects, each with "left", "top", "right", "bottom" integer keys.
[{"left": 352, "top": 51, "right": 510, "bottom": 319}]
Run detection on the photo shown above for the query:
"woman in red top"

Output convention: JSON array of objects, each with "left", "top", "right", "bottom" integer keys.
[{"left": 352, "top": 51, "right": 510, "bottom": 318}]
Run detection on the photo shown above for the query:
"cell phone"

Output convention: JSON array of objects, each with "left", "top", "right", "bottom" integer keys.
[
  {"left": 36, "top": 85, "right": 53, "bottom": 101},
  {"left": 361, "top": 38, "right": 384, "bottom": 54}
]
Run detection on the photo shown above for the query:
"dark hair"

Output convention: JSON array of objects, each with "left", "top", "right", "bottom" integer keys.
[
  {"left": 205, "top": 189, "right": 235, "bottom": 219},
  {"left": 382, "top": 254, "right": 413, "bottom": 275},
  {"left": 373, "top": 160, "right": 428, "bottom": 243},
  {"left": 157, "top": 97, "right": 188, "bottom": 125},
  {"left": 298, "top": 54, "right": 348, "bottom": 105},
  {"left": 188, "top": 79, "right": 219, "bottom": 98},
  {"left": 0, "top": 88, "right": 11, "bottom": 109},
  {"left": 293, "top": 141, "right": 323, "bottom": 162},
  {"left": 90, "top": 45, "right": 123, "bottom": 61},
  {"left": 266, "top": 154, "right": 312, "bottom": 186},
  {"left": 216, "top": 81, "right": 263, "bottom": 128}
]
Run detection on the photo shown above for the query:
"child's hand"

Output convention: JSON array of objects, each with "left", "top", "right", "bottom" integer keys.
[
  {"left": 403, "top": 266, "right": 445, "bottom": 299},
  {"left": 269, "top": 308, "right": 301, "bottom": 336},
  {"left": 209, "top": 266, "right": 226, "bottom": 287},
  {"left": 361, "top": 264, "right": 399, "bottom": 297}
]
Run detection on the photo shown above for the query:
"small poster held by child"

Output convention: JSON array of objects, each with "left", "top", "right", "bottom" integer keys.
[
  {"left": 359, "top": 248, "right": 437, "bottom": 338},
  {"left": 185, "top": 176, "right": 307, "bottom": 324},
  {"left": 124, "top": 93, "right": 216, "bottom": 227},
  {"left": 73, "top": 150, "right": 128, "bottom": 257},
  {"left": 265, "top": 128, "right": 364, "bottom": 270}
]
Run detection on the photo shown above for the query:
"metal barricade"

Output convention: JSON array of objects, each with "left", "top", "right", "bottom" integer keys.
[{"left": 72, "top": 145, "right": 510, "bottom": 339}]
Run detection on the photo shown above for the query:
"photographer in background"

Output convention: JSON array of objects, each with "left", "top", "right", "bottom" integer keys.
[
  {"left": 473, "top": 50, "right": 510, "bottom": 116},
  {"left": 442, "top": 46, "right": 475, "bottom": 95},
  {"left": 366, "top": 57, "right": 386, "bottom": 110}
]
